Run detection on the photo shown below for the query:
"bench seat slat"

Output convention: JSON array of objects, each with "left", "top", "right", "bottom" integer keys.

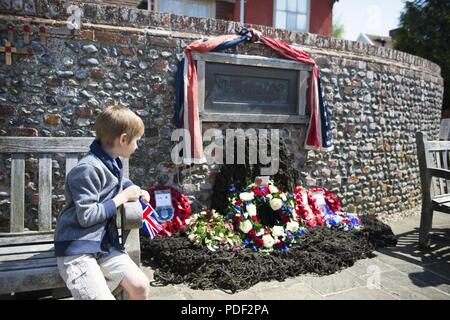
[
  {"left": 432, "top": 194, "right": 450, "bottom": 203},
  {"left": 0, "top": 266, "right": 64, "bottom": 295},
  {"left": 0, "top": 234, "right": 55, "bottom": 246},
  {"left": 0, "top": 251, "right": 55, "bottom": 262},
  {"left": 0, "top": 257, "right": 57, "bottom": 272},
  {"left": 0, "top": 243, "right": 54, "bottom": 255}
]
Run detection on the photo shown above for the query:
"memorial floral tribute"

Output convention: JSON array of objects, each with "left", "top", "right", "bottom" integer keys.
[
  {"left": 146, "top": 185, "right": 192, "bottom": 236},
  {"left": 224, "top": 180, "right": 307, "bottom": 252},
  {"left": 184, "top": 209, "right": 243, "bottom": 252}
]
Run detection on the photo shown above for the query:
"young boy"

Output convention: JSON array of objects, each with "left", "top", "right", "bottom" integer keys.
[{"left": 54, "top": 105, "right": 151, "bottom": 300}]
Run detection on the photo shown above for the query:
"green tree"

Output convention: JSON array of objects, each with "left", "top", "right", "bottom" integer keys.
[
  {"left": 332, "top": 18, "right": 345, "bottom": 39},
  {"left": 392, "top": 0, "right": 450, "bottom": 112}
]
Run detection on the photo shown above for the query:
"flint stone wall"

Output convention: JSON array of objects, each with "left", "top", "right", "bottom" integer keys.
[{"left": 0, "top": 0, "right": 444, "bottom": 229}]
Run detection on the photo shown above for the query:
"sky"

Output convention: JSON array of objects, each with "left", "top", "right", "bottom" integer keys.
[{"left": 333, "top": 0, "right": 409, "bottom": 41}]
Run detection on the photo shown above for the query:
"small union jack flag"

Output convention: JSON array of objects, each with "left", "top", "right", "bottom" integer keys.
[{"left": 140, "top": 198, "right": 163, "bottom": 239}]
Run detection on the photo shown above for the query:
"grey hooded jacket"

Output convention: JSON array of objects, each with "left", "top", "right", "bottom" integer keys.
[{"left": 54, "top": 150, "right": 134, "bottom": 256}]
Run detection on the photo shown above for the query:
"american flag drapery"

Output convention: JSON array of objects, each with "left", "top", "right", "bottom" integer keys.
[{"left": 174, "top": 28, "right": 333, "bottom": 165}]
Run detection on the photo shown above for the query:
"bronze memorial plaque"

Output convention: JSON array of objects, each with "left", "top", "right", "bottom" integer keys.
[{"left": 204, "top": 62, "right": 299, "bottom": 115}]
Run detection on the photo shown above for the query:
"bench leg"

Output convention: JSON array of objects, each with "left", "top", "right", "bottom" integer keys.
[{"left": 419, "top": 204, "right": 434, "bottom": 248}]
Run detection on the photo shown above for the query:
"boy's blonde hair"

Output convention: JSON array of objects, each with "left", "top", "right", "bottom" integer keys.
[{"left": 95, "top": 105, "right": 145, "bottom": 146}]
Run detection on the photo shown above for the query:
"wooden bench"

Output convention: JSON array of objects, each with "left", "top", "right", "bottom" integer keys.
[
  {"left": 416, "top": 132, "right": 450, "bottom": 248},
  {"left": 0, "top": 137, "right": 142, "bottom": 298}
]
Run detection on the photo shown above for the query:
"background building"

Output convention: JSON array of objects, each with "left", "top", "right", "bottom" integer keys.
[{"left": 95, "top": 0, "right": 337, "bottom": 36}]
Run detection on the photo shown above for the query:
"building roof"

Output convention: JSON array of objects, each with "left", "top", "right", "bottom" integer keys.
[{"left": 357, "top": 33, "right": 393, "bottom": 48}]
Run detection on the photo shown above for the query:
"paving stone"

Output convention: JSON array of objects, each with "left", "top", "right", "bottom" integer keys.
[
  {"left": 295, "top": 270, "right": 365, "bottom": 296},
  {"left": 359, "top": 270, "right": 450, "bottom": 300},
  {"left": 424, "top": 262, "right": 450, "bottom": 281},
  {"left": 150, "top": 293, "right": 186, "bottom": 300},
  {"left": 324, "top": 287, "right": 397, "bottom": 300},
  {"left": 347, "top": 257, "right": 394, "bottom": 277},
  {"left": 408, "top": 268, "right": 450, "bottom": 294}
]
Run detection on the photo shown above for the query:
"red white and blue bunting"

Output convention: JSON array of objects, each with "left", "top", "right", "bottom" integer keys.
[{"left": 174, "top": 27, "right": 333, "bottom": 165}]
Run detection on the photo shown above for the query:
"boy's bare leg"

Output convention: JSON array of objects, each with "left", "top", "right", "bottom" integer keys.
[{"left": 120, "top": 271, "right": 150, "bottom": 300}]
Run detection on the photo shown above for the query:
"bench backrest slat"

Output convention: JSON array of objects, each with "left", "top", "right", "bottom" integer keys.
[
  {"left": 443, "top": 150, "right": 450, "bottom": 192},
  {"left": 38, "top": 154, "right": 53, "bottom": 231},
  {"left": 10, "top": 154, "right": 25, "bottom": 233},
  {"left": 416, "top": 132, "right": 450, "bottom": 200},
  {"left": 65, "top": 153, "right": 79, "bottom": 177},
  {"left": 1, "top": 137, "right": 131, "bottom": 236},
  {"left": 0, "top": 137, "right": 92, "bottom": 153}
]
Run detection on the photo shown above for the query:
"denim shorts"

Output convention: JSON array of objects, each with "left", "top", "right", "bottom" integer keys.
[{"left": 57, "top": 248, "right": 145, "bottom": 300}]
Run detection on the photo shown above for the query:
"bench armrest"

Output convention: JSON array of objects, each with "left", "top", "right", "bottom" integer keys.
[
  {"left": 118, "top": 201, "right": 142, "bottom": 266},
  {"left": 121, "top": 201, "right": 142, "bottom": 230},
  {"left": 428, "top": 168, "right": 450, "bottom": 180}
]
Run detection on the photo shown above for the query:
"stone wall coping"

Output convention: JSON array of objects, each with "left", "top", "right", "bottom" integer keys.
[
  {"left": 0, "top": 0, "right": 442, "bottom": 76},
  {"left": 0, "top": 12, "right": 443, "bottom": 81}
]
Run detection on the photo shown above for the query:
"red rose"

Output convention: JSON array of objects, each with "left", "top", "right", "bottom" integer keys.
[
  {"left": 248, "top": 230, "right": 257, "bottom": 239},
  {"left": 281, "top": 215, "right": 291, "bottom": 223},
  {"left": 252, "top": 216, "right": 259, "bottom": 223},
  {"left": 275, "top": 240, "right": 285, "bottom": 248},
  {"left": 235, "top": 199, "right": 243, "bottom": 206},
  {"left": 235, "top": 215, "right": 243, "bottom": 223},
  {"left": 255, "top": 237, "right": 264, "bottom": 247},
  {"left": 252, "top": 187, "right": 263, "bottom": 196}
]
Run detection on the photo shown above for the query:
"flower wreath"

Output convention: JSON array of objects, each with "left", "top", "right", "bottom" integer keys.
[
  {"left": 293, "top": 186, "right": 325, "bottom": 228},
  {"left": 306, "top": 187, "right": 362, "bottom": 231},
  {"left": 185, "top": 209, "right": 243, "bottom": 252},
  {"left": 146, "top": 185, "right": 191, "bottom": 236},
  {"left": 225, "top": 180, "right": 307, "bottom": 252}
]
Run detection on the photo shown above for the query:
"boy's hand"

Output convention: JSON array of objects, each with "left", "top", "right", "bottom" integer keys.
[
  {"left": 140, "top": 189, "right": 150, "bottom": 203},
  {"left": 113, "top": 185, "right": 141, "bottom": 207}
]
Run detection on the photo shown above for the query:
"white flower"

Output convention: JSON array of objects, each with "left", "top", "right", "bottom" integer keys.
[
  {"left": 188, "top": 233, "right": 197, "bottom": 242},
  {"left": 239, "top": 192, "right": 254, "bottom": 201},
  {"left": 280, "top": 193, "right": 287, "bottom": 202},
  {"left": 286, "top": 221, "right": 299, "bottom": 233},
  {"left": 269, "top": 185, "right": 279, "bottom": 194},
  {"left": 270, "top": 198, "right": 283, "bottom": 211},
  {"left": 266, "top": 194, "right": 273, "bottom": 200},
  {"left": 272, "top": 225, "right": 285, "bottom": 238},
  {"left": 184, "top": 218, "right": 192, "bottom": 225},
  {"left": 246, "top": 204, "right": 257, "bottom": 216},
  {"left": 239, "top": 219, "right": 253, "bottom": 234},
  {"left": 256, "top": 229, "right": 265, "bottom": 237},
  {"left": 262, "top": 234, "right": 275, "bottom": 248}
]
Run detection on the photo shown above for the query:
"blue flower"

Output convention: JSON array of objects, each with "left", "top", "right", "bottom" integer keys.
[
  {"left": 225, "top": 211, "right": 234, "bottom": 219},
  {"left": 228, "top": 184, "right": 236, "bottom": 192},
  {"left": 252, "top": 245, "right": 258, "bottom": 252},
  {"left": 243, "top": 238, "right": 251, "bottom": 247}
]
